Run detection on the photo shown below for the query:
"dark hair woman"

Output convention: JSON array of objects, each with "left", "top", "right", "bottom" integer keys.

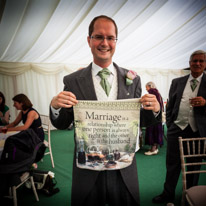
[{"left": 0, "top": 93, "right": 44, "bottom": 141}]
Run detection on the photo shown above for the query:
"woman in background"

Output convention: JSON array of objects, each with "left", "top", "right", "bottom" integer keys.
[
  {"left": 0, "top": 92, "right": 10, "bottom": 126},
  {"left": 144, "top": 82, "right": 164, "bottom": 155},
  {"left": 0, "top": 93, "right": 44, "bottom": 141}
]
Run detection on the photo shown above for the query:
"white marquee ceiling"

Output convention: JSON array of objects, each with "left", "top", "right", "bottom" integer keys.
[{"left": 0, "top": 0, "right": 206, "bottom": 70}]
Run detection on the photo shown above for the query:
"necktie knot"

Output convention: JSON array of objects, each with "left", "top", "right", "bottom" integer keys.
[
  {"left": 97, "top": 68, "right": 111, "bottom": 96},
  {"left": 190, "top": 79, "right": 198, "bottom": 92},
  {"left": 97, "top": 68, "right": 111, "bottom": 79}
]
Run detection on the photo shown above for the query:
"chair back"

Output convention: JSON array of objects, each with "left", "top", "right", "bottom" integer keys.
[
  {"left": 40, "top": 114, "right": 54, "bottom": 168},
  {"left": 179, "top": 136, "right": 206, "bottom": 206},
  {"left": 40, "top": 114, "right": 51, "bottom": 137}
]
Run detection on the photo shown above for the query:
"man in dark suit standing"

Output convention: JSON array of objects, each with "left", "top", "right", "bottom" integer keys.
[
  {"left": 50, "top": 15, "right": 160, "bottom": 206},
  {"left": 153, "top": 50, "right": 206, "bottom": 204}
]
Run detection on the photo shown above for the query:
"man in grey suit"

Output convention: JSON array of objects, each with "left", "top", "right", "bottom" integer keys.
[
  {"left": 153, "top": 50, "right": 206, "bottom": 204},
  {"left": 50, "top": 15, "right": 161, "bottom": 206}
]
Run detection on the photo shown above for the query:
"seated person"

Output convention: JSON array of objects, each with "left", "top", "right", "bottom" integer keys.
[
  {"left": 0, "top": 94, "right": 44, "bottom": 141},
  {"left": 0, "top": 92, "right": 10, "bottom": 126}
]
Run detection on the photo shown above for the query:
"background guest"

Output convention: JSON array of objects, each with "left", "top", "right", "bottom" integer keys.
[
  {"left": 0, "top": 93, "right": 44, "bottom": 141},
  {"left": 0, "top": 92, "right": 10, "bottom": 126},
  {"left": 152, "top": 50, "right": 206, "bottom": 204},
  {"left": 144, "top": 82, "right": 164, "bottom": 155}
]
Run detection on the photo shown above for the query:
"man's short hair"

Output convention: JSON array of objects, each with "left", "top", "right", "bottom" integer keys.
[
  {"left": 190, "top": 50, "right": 206, "bottom": 61},
  {"left": 88, "top": 15, "right": 118, "bottom": 38}
]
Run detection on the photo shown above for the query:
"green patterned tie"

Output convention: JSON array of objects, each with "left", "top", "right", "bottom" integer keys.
[
  {"left": 190, "top": 79, "right": 198, "bottom": 91},
  {"left": 97, "top": 68, "right": 111, "bottom": 96}
]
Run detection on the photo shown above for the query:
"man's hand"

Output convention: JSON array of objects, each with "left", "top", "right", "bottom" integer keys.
[
  {"left": 190, "top": 96, "right": 206, "bottom": 107},
  {"left": 140, "top": 94, "right": 160, "bottom": 113},
  {"left": 51, "top": 91, "right": 78, "bottom": 109}
]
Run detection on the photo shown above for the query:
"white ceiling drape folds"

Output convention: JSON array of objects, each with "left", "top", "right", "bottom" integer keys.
[
  {"left": 0, "top": 0, "right": 205, "bottom": 121},
  {"left": 0, "top": 0, "right": 205, "bottom": 68}
]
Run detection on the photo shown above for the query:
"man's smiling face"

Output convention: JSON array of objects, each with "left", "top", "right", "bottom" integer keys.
[
  {"left": 190, "top": 54, "right": 206, "bottom": 78},
  {"left": 87, "top": 18, "right": 117, "bottom": 68}
]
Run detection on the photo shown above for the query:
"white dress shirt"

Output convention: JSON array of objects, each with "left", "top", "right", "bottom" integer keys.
[{"left": 92, "top": 62, "right": 118, "bottom": 101}]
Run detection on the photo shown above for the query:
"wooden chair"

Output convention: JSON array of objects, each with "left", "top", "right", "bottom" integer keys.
[
  {"left": 40, "top": 114, "right": 55, "bottom": 168},
  {"left": 179, "top": 137, "right": 206, "bottom": 206},
  {"left": 8, "top": 172, "right": 39, "bottom": 206}
]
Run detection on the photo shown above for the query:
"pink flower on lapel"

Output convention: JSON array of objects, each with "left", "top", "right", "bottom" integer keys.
[{"left": 126, "top": 70, "right": 137, "bottom": 85}]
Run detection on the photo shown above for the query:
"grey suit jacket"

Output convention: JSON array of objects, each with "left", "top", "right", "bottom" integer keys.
[
  {"left": 50, "top": 63, "right": 160, "bottom": 205},
  {"left": 166, "top": 73, "right": 206, "bottom": 136}
]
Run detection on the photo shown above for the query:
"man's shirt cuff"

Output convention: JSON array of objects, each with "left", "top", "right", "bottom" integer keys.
[{"left": 50, "top": 106, "right": 61, "bottom": 119}]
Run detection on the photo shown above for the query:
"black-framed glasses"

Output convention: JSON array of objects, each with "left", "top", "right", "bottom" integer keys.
[{"left": 90, "top": 35, "right": 118, "bottom": 43}]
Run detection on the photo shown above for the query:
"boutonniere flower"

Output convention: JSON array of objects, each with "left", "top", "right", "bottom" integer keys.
[{"left": 126, "top": 70, "right": 137, "bottom": 85}]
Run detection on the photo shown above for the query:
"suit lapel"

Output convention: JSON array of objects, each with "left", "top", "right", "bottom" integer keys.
[
  {"left": 114, "top": 63, "right": 129, "bottom": 99},
  {"left": 76, "top": 64, "right": 97, "bottom": 100},
  {"left": 177, "top": 75, "right": 189, "bottom": 100},
  {"left": 177, "top": 73, "right": 206, "bottom": 99},
  {"left": 76, "top": 63, "right": 131, "bottom": 100}
]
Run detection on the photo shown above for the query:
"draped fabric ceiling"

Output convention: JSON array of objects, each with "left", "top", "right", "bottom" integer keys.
[{"left": 0, "top": 0, "right": 205, "bottom": 122}]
